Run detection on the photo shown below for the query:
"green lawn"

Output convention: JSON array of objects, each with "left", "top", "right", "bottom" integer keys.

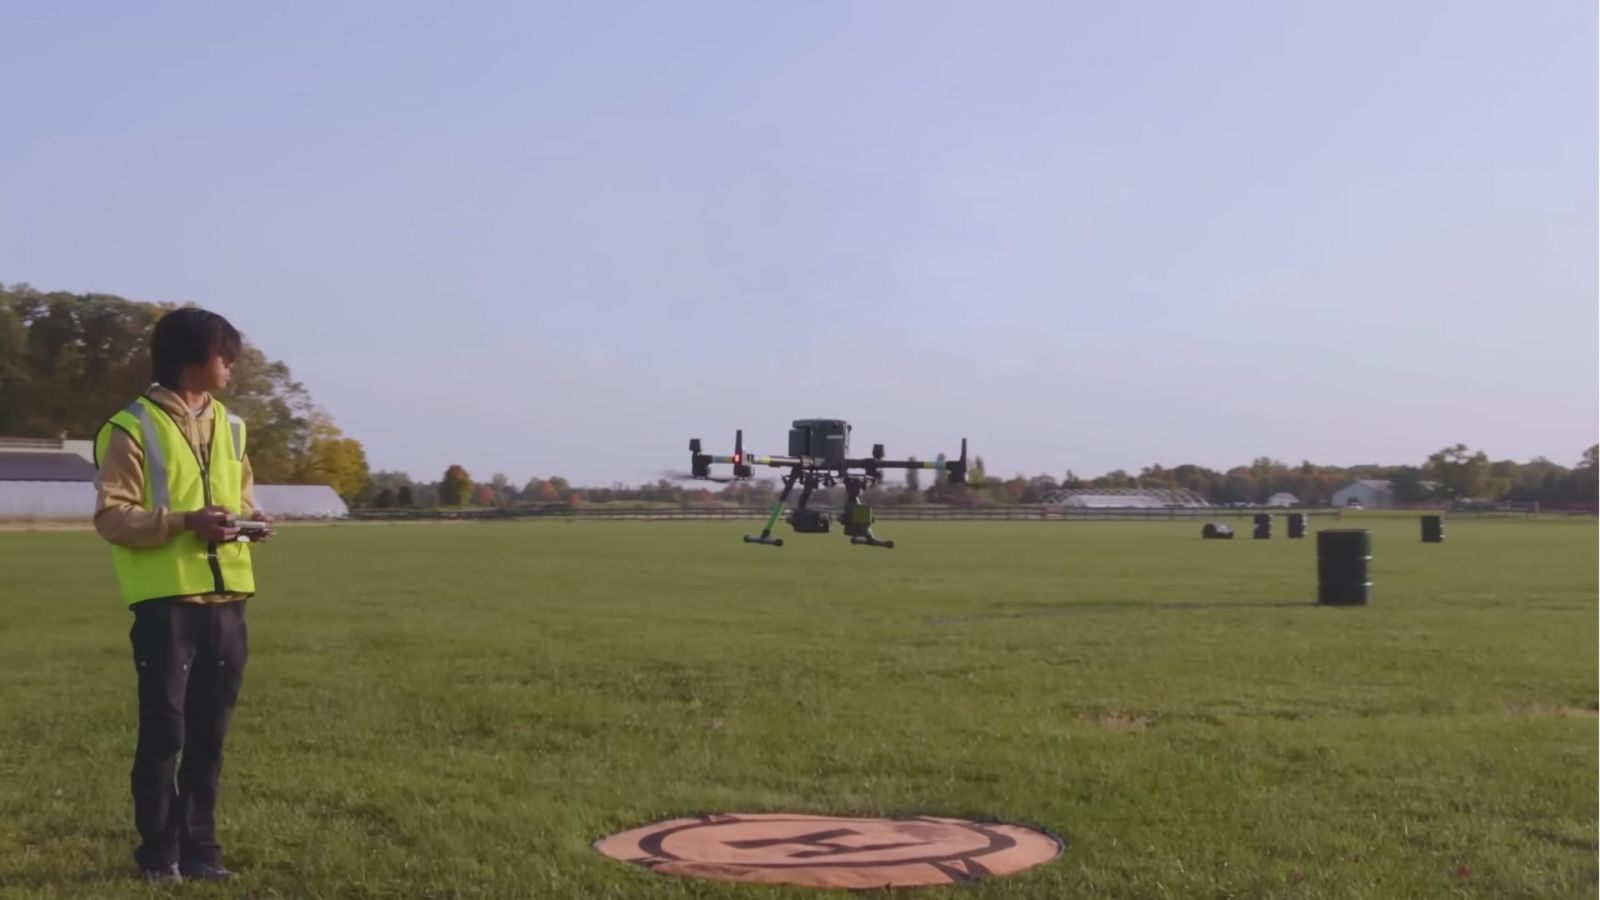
[{"left": 0, "top": 517, "right": 1594, "bottom": 899}]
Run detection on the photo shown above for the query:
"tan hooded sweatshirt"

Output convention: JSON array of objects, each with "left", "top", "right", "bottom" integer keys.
[{"left": 94, "top": 385, "right": 259, "bottom": 603}]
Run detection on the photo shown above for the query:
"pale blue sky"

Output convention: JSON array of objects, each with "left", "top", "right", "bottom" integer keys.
[{"left": 2, "top": 1, "right": 1594, "bottom": 485}]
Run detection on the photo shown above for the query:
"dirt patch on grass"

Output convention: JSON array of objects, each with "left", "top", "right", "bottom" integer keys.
[
  {"left": 1078, "top": 710, "right": 1156, "bottom": 732},
  {"left": 1504, "top": 701, "right": 1598, "bottom": 718}
]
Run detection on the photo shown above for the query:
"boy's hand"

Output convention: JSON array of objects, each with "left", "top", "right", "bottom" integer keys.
[
  {"left": 243, "top": 510, "right": 275, "bottom": 543},
  {"left": 184, "top": 506, "right": 240, "bottom": 542}
]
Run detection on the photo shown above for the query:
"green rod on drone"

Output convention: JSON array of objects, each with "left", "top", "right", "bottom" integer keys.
[{"left": 762, "top": 499, "right": 785, "bottom": 533}]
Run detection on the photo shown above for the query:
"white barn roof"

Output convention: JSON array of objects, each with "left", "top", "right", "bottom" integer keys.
[
  {"left": 248, "top": 485, "right": 349, "bottom": 519},
  {"left": 0, "top": 482, "right": 347, "bottom": 520},
  {"left": 0, "top": 481, "right": 94, "bottom": 518}
]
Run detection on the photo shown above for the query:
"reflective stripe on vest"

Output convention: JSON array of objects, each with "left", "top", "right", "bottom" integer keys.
[
  {"left": 227, "top": 413, "right": 245, "bottom": 461},
  {"left": 120, "top": 401, "right": 172, "bottom": 510}
]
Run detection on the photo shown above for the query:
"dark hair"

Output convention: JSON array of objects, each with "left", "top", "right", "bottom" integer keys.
[{"left": 150, "top": 307, "right": 242, "bottom": 389}]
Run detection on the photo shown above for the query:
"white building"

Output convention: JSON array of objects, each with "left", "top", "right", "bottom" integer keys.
[
  {"left": 0, "top": 435, "right": 348, "bottom": 520},
  {"left": 252, "top": 485, "right": 349, "bottom": 518},
  {"left": 1331, "top": 479, "right": 1394, "bottom": 509}
]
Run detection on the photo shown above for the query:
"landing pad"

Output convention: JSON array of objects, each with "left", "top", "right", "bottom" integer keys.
[{"left": 594, "top": 812, "right": 1063, "bottom": 889}]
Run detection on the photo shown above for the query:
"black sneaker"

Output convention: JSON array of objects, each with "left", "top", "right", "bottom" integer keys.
[
  {"left": 138, "top": 863, "right": 182, "bottom": 884},
  {"left": 178, "top": 860, "right": 235, "bottom": 881}
]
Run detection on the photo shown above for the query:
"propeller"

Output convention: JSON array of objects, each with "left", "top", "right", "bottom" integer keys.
[
  {"left": 732, "top": 429, "right": 752, "bottom": 479},
  {"left": 948, "top": 437, "right": 970, "bottom": 484}
]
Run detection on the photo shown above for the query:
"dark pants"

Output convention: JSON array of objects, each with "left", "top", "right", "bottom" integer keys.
[{"left": 129, "top": 599, "right": 248, "bottom": 870}]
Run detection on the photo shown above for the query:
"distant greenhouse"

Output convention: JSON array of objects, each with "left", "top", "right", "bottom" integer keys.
[
  {"left": 0, "top": 481, "right": 97, "bottom": 519},
  {"left": 0, "top": 481, "right": 348, "bottom": 521},
  {"left": 1039, "top": 487, "right": 1211, "bottom": 509},
  {"left": 0, "top": 434, "right": 348, "bottom": 520},
  {"left": 253, "top": 485, "right": 349, "bottom": 519}
]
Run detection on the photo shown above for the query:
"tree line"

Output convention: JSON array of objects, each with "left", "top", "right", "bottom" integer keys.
[
  {"left": 1, "top": 283, "right": 370, "bottom": 500},
  {"left": 963, "top": 444, "right": 1597, "bottom": 508},
  {"left": 364, "top": 442, "right": 1596, "bottom": 512},
  {"left": 4, "top": 284, "right": 1592, "bottom": 511}
]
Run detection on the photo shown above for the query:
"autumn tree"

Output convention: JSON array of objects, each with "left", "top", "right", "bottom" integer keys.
[
  {"left": 528, "top": 479, "right": 562, "bottom": 503},
  {"left": 440, "top": 465, "right": 474, "bottom": 506},
  {"left": 1427, "top": 444, "right": 1497, "bottom": 499},
  {"left": 1566, "top": 446, "right": 1599, "bottom": 505},
  {"left": 1389, "top": 466, "right": 1434, "bottom": 502},
  {"left": 217, "top": 344, "right": 317, "bottom": 482},
  {"left": 361, "top": 470, "right": 412, "bottom": 507},
  {"left": 290, "top": 412, "right": 370, "bottom": 501},
  {"left": 0, "top": 284, "right": 368, "bottom": 488}
]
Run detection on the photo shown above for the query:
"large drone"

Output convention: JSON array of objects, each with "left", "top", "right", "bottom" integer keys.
[{"left": 686, "top": 419, "right": 968, "bottom": 548}]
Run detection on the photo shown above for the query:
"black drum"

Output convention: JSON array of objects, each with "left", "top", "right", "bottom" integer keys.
[
  {"left": 1421, "top": 515, "right": 1444, "bottom": 543},
  {"left": 1317, "top": 529, "right": 1371, "bottom": 606}
]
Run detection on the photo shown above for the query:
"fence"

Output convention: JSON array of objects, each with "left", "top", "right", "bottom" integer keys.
[
  {"left": 883, "top": 506, "right": 1345, "bottom": 521},
  {"left": 349, "top": 505, "right": 1350, "bottom": 523}
]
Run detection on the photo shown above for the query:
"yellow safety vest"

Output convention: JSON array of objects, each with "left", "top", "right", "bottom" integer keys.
[{"left": 94, "top": 396, "right": 256, "bottom": 604}]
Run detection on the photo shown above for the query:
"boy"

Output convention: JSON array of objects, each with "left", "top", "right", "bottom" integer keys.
[{"left": 94, "top": 307, "right": 272, "bottom": 883}]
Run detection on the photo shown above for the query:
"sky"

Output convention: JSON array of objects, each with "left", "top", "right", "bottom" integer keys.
[{"left": 1, "top": 1, "right": 1595, "bottom": 487}]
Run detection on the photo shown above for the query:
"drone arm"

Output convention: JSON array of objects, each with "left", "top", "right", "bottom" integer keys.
[
  {"left": 843, "top": 439, "right": 968, "bottom": 481},
  {"left": 868, "top": 459, "right": 942, "bottom": 470},
  {"left": 696, "top": 453, "right": 809, "bottom": 473},
  {"left": 692, "top": 433, "right": 968, "bottom": 484},
  {"left": 746, "top": 454, "right": 801, "bottom": 467},
  {"left": 690, "top": 430, "right": 760, "bottom": 478}
]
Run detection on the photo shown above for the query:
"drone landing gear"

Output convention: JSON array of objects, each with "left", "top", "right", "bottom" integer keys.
[
  {"left": 743, "top": 468, "right": 801, "bottom": 548},
  {"left": 739, "top": 468, "right": 897, "bottom": 549},
  {"left": 842, "top": 478, "right": 895, "bottom": 549},
  {"left": 850, "top": 534, "right": 895, "bottom": 549}
]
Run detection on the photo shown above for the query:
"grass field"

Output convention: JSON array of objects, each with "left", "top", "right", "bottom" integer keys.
[{"left": 0, "top": 517, "right": 1594, "bottom": 899}]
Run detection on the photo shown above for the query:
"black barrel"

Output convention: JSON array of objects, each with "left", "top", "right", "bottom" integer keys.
[
  {"left": 1202, "top": 522, "right": 1234, "bottom": 539},
  {"left": 1421, "top": 515, "right": 1444, "bottom": 543},
  {"left": 1287, "top": 513, "right": 1307, "bottom": 539},
  {"left": 1253, "top": 513, "right": 1273, "bottom": 540},
  {"left": 1317, "top": 529, "right": 1371, "bottom": 605}
]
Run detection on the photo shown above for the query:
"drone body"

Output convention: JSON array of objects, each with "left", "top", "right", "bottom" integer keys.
[{"left": 688, "top": 419, "right": 968, "bottom": 548}]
